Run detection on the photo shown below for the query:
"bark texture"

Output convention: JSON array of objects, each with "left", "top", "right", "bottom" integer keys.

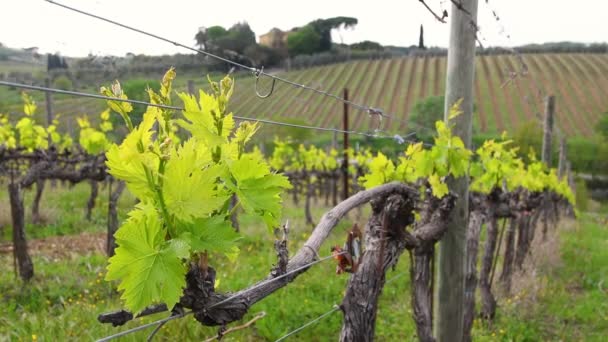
[
  {"left": 462, "top": 209, "right": 485, "bottom": 342},
  {"left": 499, "top": 217, "right": 518, "bottom": 294},
  {"left": 9, "top": 183, "right": 34, "bottom": 281},
  {"left": 98, "top": 182, "right": 418, "bottom": 329},
  {"left": 31, "top": 179, "right": 45, "bottom": 224},
  {"left": 479, "top": 208, "right": 498, "bottom": 320},
  {"left": 408, "top": 195, "right": 456, "bottom": 342},
  {"left": 107, "top": 181, "right": 125, "bottom": 257},
  {"left": 340, "top": 192, "right": 416, "bottom": 341},
  {"left": 86, "top": 180, "right": 99, "bottom": 221}
]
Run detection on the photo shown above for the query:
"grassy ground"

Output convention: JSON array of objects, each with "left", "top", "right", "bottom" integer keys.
[{"left": 0, "top": 184, "right": 607, "bottom": 341}]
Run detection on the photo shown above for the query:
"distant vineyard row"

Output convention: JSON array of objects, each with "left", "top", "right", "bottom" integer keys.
[
  {"left": 5, "top": 53, "right": 608, "bottom": 137},
  {"left": 227, "top": 53, "right": 608, "bottom": 137}
]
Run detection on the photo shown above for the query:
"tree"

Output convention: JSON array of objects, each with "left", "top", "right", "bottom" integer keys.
[
  {"left": 194, "top": 26, "right": 229, "bottom": 52},
  {"left": 287, "top": 25, "right": 322, "bottom": 56},
  {"left": 309, "top": 17, "right": 358, "bottom": 52},
  {"left": 350, "top": 40, "right": 383, "bottom": 51},
  {"left": 419, "top": 25, "right": 426, "bottom": 49},
  {"left": 243, "top": 44, "right": 281, "bottom": 67},
  {"left": 512, "top": 120, "right": 543, "bottom": 163},
  {"left": 408, "top": 95, "right": 444, "bottom": 132},
  {"left": 228, "top": 22, "right": 256, "bottom": 54},
  {"left": 194, "top": 29, "right": 208, "bottom": 50},
  {"left": 206, "top": 26, "right": 229, "bottom": 41}
]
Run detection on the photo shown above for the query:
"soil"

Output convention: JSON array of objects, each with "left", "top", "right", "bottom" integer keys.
[{"left": 0, "top": 232, "right": 105, "bottom": 259}]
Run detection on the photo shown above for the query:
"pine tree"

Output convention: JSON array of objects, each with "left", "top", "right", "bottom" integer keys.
[{"left": 418, "top": 24, "right": 426, "bottom": 50}]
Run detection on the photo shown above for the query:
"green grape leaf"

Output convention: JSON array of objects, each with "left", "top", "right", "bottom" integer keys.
[
  {"left": 176, "top": 90, "right": 234, "bottom": 149},
  {"left": 106, "top": 109, "right": 158, "bottom": 199},
  {"left": 428, "top": 173, "right": 449, "bottom": 198},
  {"left": 106, "top": 205, "right": 189, "bottom": 314},
  {"left": 21, "top": 93, "right": 37, "bottom": 116},
  {"left": 176, "top": 215, "right": 240, "bottom": 259},
  {"left": 359, "top": 152, "right": 395, "bottom": 189},
  {"left": 163, "top": 151, "right": 229, "bottom": 222},
  {"left": 227, "top": 155, "right": 291, "bottom": 229}
]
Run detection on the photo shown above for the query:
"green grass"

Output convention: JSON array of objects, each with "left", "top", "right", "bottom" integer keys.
[
  {"left": 0, "top": 182, "right": 135, "bottom": 242},
  {"left": 1, "top": 183, "right": 607, "bottom": 341}
]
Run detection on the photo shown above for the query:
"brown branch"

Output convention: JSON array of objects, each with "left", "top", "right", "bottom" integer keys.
[
  {"left": 99, "top": 182, "right": 419, "bottom": 327},
  {"left": 419, "top": 0, "right": 448, "bottom": 23},
  {"left": 202, "top": 312, "right": 266, "bottom": 342}
]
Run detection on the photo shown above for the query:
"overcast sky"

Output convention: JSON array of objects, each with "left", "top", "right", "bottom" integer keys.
[{"left": 2, "top": 0, "right": 607, "bottom": 57}]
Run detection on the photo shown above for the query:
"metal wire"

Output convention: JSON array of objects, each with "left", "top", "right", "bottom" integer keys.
[
  {"left": 0, "top": 80, "right": 411, "bottom": 141},
  {"left": 274, "top": 305, "right": 341, "bottom": 342},
  {"left": 96, "top": 311, "right": 194, "bottom": 342},
  {"left": 44, "top": 0, "right": 415, "bottom": 129},
  {"left": 272, "top": 272, "right": 405, "bottom": 341},
  {"left": 95, "top": 252, "right": 344, "bottom": 342}
]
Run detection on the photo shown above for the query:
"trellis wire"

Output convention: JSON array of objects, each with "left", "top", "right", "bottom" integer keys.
[
  {"left": 273, "top": 272, "right": 406, "bottom": 341},
  {"left": 95, "top": 252, "right": 345, "bottom": 342},
  {"left": 0, "top": 80, "right": 414, "bottom": 142},
  {"left": 45, "top": 0, "right": 420, "bottom": 130},
  {"left": 274, "top": 305, "right": 341, "bottom": 342}
]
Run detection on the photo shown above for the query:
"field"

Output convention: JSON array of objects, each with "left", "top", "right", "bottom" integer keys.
[
  {"left": 226, "top": 53, "right": 608, "bottom": 137},
  {"left": 0, "top": 184, "right": 607, "bottom": 341},
  {"left": 3, "top": 53, "right": 608, "bottom": 138}
]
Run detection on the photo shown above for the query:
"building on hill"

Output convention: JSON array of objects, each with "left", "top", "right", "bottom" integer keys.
[{"left": 259, "top": 28, "right": 290, "bottom": 52}]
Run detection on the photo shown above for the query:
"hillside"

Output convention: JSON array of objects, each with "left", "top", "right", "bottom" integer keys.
[
  {"left": 227, "top": 53, "right": 608, "bottom": 137},
  {"left": 1, "top": 53, "right": 607, "bottom": 137}
]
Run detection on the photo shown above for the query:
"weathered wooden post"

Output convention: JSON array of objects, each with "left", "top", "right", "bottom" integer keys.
[
  {"left": 436, "top": 1, "right": 479, "bottom": 341},
  {"left": 541, "top": 96, "right": 555, "bottom": 239},
  {"left": 343, "top": 88, "right": 349, "bottom": 201}
]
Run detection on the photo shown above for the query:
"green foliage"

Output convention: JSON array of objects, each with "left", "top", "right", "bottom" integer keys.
[
  {"left": 511, "top": 120, "right": 543, "bottom": 163},
  {"left": 360, "top": 103, "right": 575, "bottom": 204},
  {"left": 408, "top": 95, "right": 444, "bottom": 132},
  {"left": 287, "top": 25, "right": 322, "bottom": 56},
  {"left": 470, "top": 139, "right": 522, "bottom": 193},
  {"left": 243, "top": 44, "right": 281, "bottom": 67},
  {"left": 309, "top": 17, "right": 358, "bottom": 51},
  {"left": 350, "top": 40, "right": 384, "bottom": 51},
  {"left": 220, "top": 22, "right": 256, "bottom": 55},
  {"left": 2, "top": 93, "right": 50, "bottom": 151},
  {"left": 77, "top": 110, "right": 112, "bottom": 155},
  {"left": 567, "top": 137, "right": 608, "bottom": 175},
  {"left": 118, "top": 79, "right": 161, "bottom": 128},
  {"left": 596, "top": 112, "right": 608, "bottom": 141},
  {"left": 575, "top": 179, "right": 589, "bottom": 212},
  {"left": 196, "top": 23, "right": 256, "bottom": 57},
  {"left": 103, "top": 70, "right": 291, "bottom": 313},
  {"left": 106, "top": 203, "right": 189, "bottom": 313},
  {"left": 257, "top": 117, "right": 313, "bottom": 143},
  {"left": 206, "top": 26, "right": 229, "bottom": 41},
  {"left": 1, "top": 186, "right": 602, "bottom": 341},
  {"left": 52, "top": 75, "right": 73, "bottom": 91},
  {"left": 361, "top": 103, "right": 472, "bottom": 198}
]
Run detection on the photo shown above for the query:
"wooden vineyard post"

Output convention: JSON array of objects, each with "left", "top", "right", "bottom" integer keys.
[
  {"left": 435, "top": 1, "right": 478, "bottom": 341},
  {"left": 541, "top": 96, "right": 555, "bottom": 239},
  {"left": 542, "top": 96, "right": 555, "bottom": 167},
  {"left": 45, "top": 78, "right": 54, "bottom": 129},
  {"left": 343, "top": 88, "right": 349, "bottom": 201},
  {"left": 332, "top": 131, "right": 338, "bottom": 206}
]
